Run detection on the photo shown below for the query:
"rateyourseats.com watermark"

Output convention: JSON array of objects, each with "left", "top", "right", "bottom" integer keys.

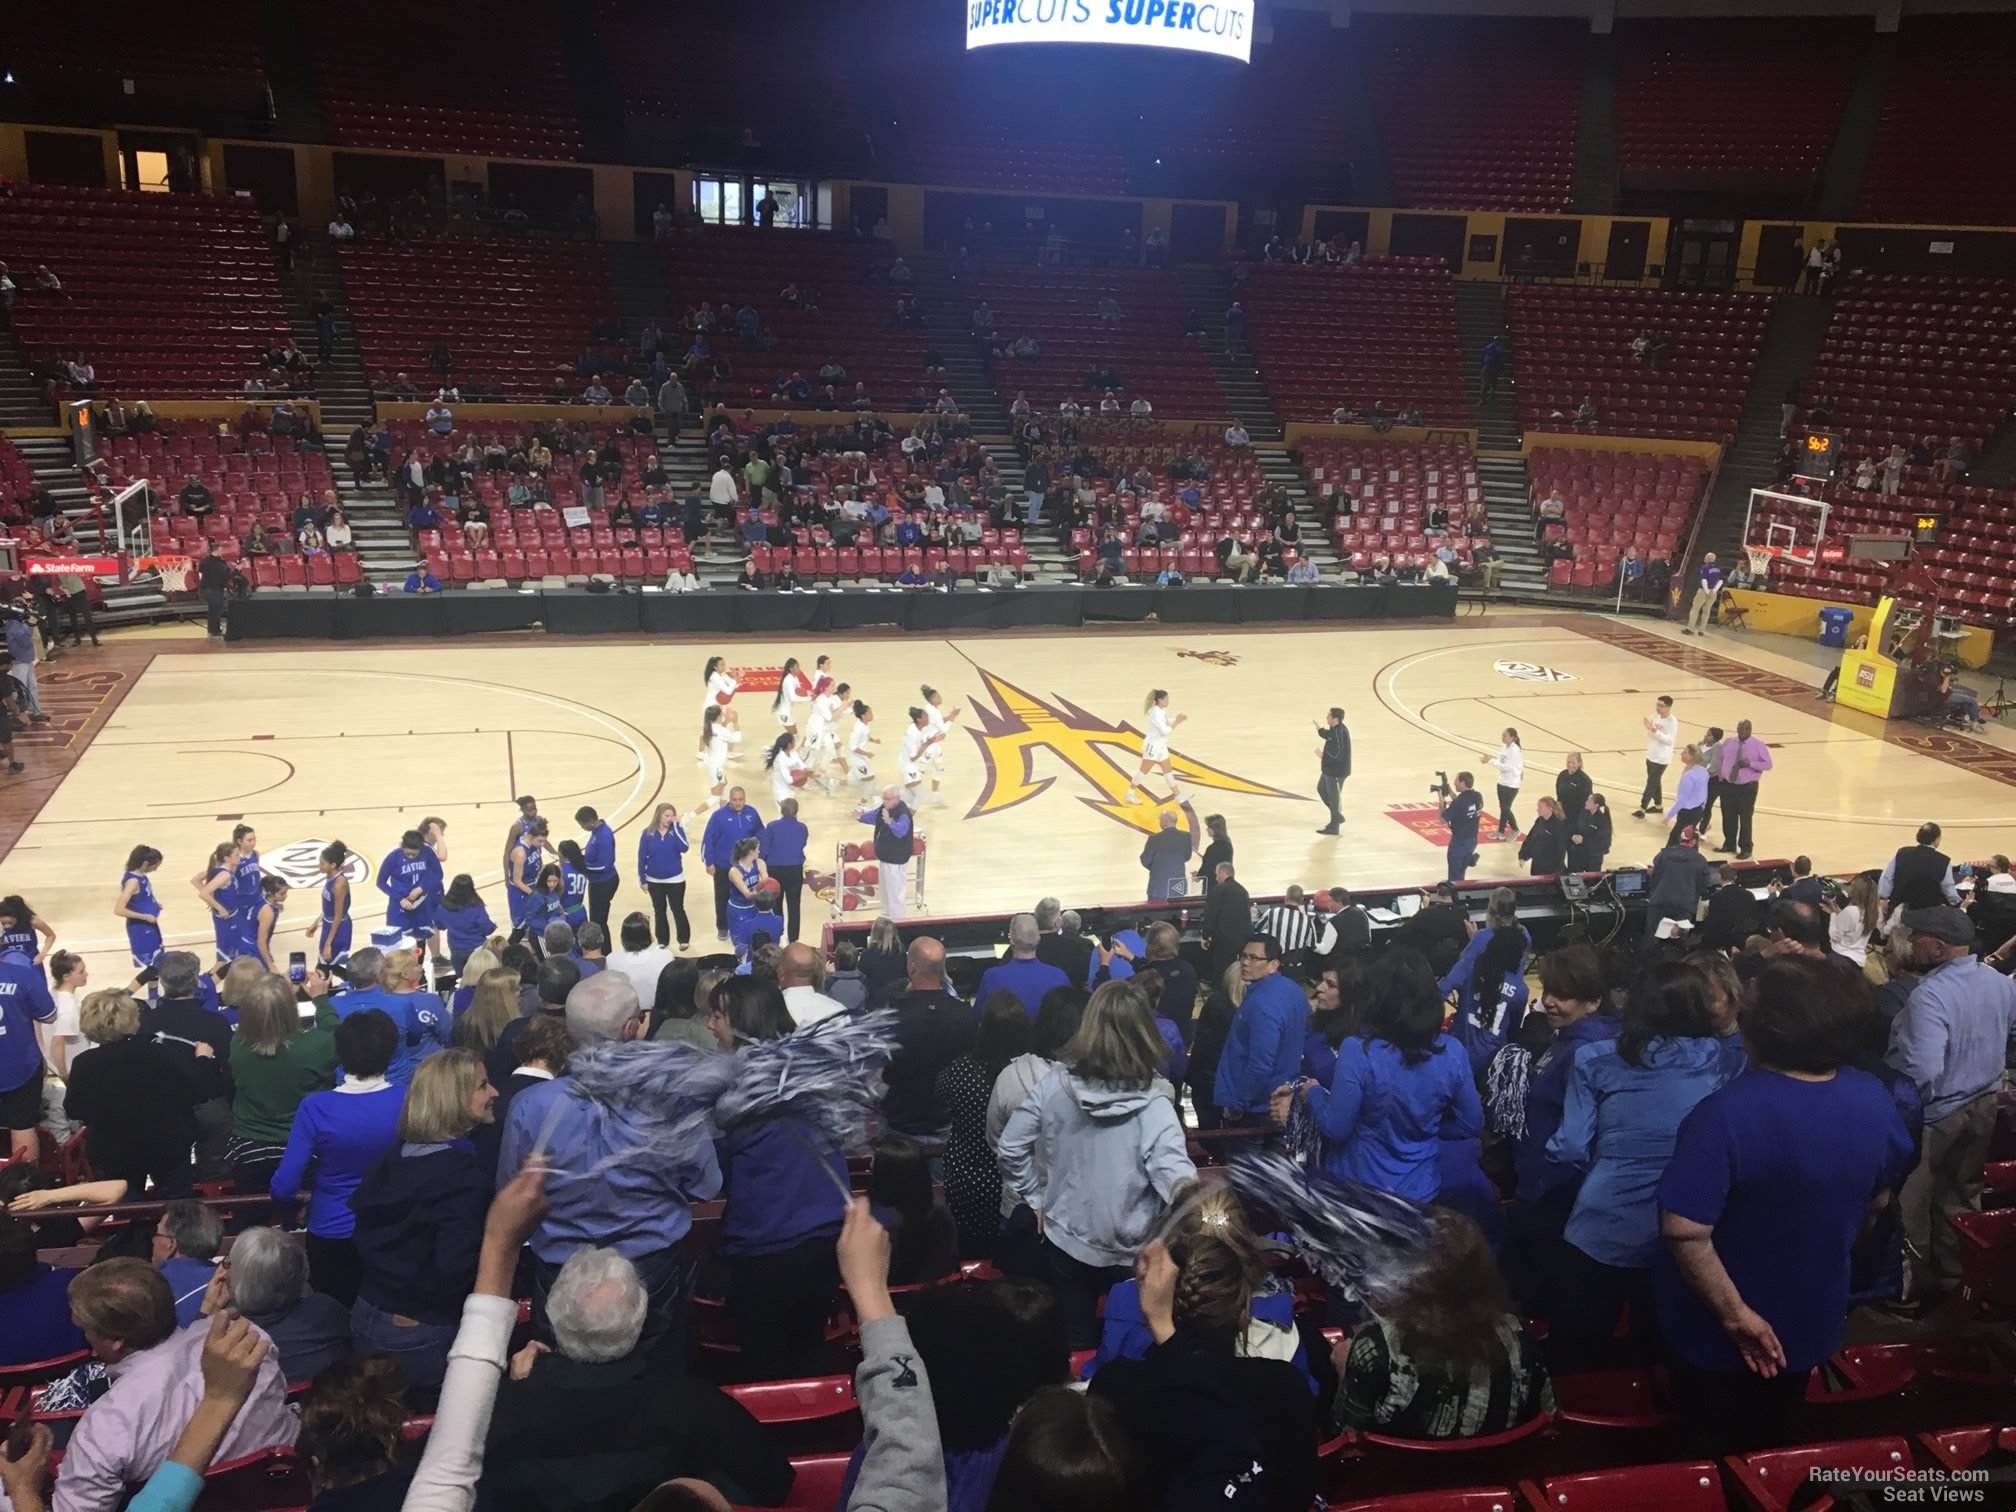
[{"left": 1806, "top": 1466, "right": 2000, "bottom": 1503}]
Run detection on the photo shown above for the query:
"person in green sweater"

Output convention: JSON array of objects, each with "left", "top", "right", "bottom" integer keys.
[{"left": 226, "top": 970, "right": 338, "bottom": 1191}]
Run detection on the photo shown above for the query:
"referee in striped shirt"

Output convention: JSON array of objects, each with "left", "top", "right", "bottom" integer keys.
[{"left": 1257, "top": 885, "right": 1320, "bottom": 970}]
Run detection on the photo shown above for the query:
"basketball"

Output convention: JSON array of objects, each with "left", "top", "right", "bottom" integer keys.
[
  {"left": 715, "top": 691, "right": 732, "bottom": 706},
  {"left": 791, "top": 767, "right": 811, "bottom": 786},
  {"left": 755, "top": 877, "right": 783, "bottom": 902}
]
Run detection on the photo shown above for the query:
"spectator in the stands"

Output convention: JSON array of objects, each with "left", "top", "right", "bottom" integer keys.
[
  {"left": 1534, "top": 489, "right": 1566, "bottom": 544},
  {"left": 151, "top": 1199, "right": 222, "bottom": 1326},
  {"left": 348, "top": 1048, "right": 497, "bottom": 1387},
  {"left": 1573, "top": 397, "right": 1597, "bottom": 429},
  {"left": 1331, "top": 1209, "right": 1552, "bottom": 1438},
  {"left": 32, "top": 266, "right": 61, "bottom": 293},
  {"left": 225, "top": 1225, "right": 353, "bottom": 1386},
  {"left": 1224, "top": 422, "right": 1251, "bottom": 448},
  {"left": 225, "top": 970, "right": 337, "bottom": 1191},
  {"left": 482, "top": 1245, "right": 793, "bottom": 1511},
  {"left": 1656, "top": 957, "right": 1914, "bottom": 1440},
  {"left": 269, "top": 1007, "right": 405, "bottom": 1305},
  {"left": 177, "top": 476, "right": 214, "bottom": 518},
  {"left": 328, "top": 210, "right": 355, "bottom": 240},
  {"left": 404, "top": 566, "right": 443, "bottom": 595},
  {"left": 1936, "top": 436, "right": 1973, "bottom": 483},
  {"left": 1129, "top": 396, "right": 1154, "bottom": 418},
  {"left": 999, "top": 980, "right": 1197, "bottom": 1347},
  {"left": 64, "top": 990, "right": 200, "bottom": 1201},
  {"left": 47, "top": 1260, "right": 297, "bottom": 1512},
  {"left": 1885, "top": 905, "right": 2016, "bottom": 1311},
  {"left": 0, "top": 1209, "right": 86, "bottom": 1366}
]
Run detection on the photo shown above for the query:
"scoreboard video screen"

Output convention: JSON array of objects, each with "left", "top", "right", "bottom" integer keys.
[{"left": 1794, "top": 431, "right": 1839, "bottom": 481}]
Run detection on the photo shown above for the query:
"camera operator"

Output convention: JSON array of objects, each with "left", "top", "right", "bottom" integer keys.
[{"left": 1439, "top": 770, "right": 1484, "bottom": 882}]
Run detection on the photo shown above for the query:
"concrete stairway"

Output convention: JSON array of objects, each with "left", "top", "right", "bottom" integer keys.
[
  {"left": 10, "top": 436, "right": 178, "bottom": 625},
  {"left": 1453, "top": 282, "right": 1522, "bottom": 451},
  {"left": 606, "top": 240, "right": 673, "bottom": 355},
  {"left": 1331, "top": 29, "right": 1397, "bottom": 207},
  {"left": 1572, "top": 29, "right": 1617, "bottom": 215},
  {"left": 1477, "top": 454, "right": 1550, "bottom": 596},
  {"left": 1691, "top": 294, "right": 1832, "bottom": 572},
  {"left": 0, "top": 328, "right": 52, "bottom": 428},
  {"left": 909, "top": 256, "right": 1007, "bottom": 432},
  {"left": 1176, "top": 266, "right": 1282, "bottom": 443},
  {"left": 258, "top": 0, "right": 328, "bottom": 143},
  {"left": 279, "top": 234, "right": 374, "bottom": 434},
  {"left": 1815, "top": 29, "right": 1893, "bottom": 220}
]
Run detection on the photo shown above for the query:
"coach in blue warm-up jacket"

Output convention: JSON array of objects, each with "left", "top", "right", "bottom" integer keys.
[
  {"left": 574, "top": 806, "right": 619, "bottom": 933},
  {"left": 701, "top": 789, "right": 765, "bottom": 944},
  {"left": 1212, "top": 933, "right": 1310, "bottom": 1124}
]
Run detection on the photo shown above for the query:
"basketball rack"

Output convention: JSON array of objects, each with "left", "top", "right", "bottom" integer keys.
[
  {"left": 1739, "top": 488, "right": 1829, "bottom": 584},
  {"left": 833, "top": 833, "right": 928, "bottom": 916}
]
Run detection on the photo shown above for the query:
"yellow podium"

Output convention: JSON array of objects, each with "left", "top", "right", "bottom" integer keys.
[{"left": 1835, "top": 596, "right": 1913, "bottom": 718}]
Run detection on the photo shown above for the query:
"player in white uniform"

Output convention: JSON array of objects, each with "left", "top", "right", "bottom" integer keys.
[
  {"left": 698, "top": 706, "right": 733, "bottom": 803},
  {"left": 1126, "top": 688, "right": 1187, "bottom": 804},
  {"left": 919, "top": 685, "right": 962, "bottom": 808},
  {"left": 765, "top": 732, "right": 810, "bottom": 807},
  {"left": 847, "top": 700, "right": 880, "bottom": 800},
  {"left": 803, "top": 680, "right": 849, "bottom": 793},
  {"left": 898, "top": 707, "right": 931, "bottom": 810},
  {"left": 772, "top": 656, "right": 810, "bottom": 730},
  {"left": 705, "top": 657, "right": 745, "bottom": 741}
]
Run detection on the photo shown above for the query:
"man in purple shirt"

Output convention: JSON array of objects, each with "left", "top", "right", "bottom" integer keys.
[
  {"left": 1684, "top": 551, "right": 1724, "bottom": 635},
  {"left": 1715, "top": 718, "right": 1773, "bottom": 861},
  {"left": 51, "top": 1261, "right": 297, "bottom": 1512},
  {"left": 976, "top": 913, "right": 1071, "bottom": 1021}
]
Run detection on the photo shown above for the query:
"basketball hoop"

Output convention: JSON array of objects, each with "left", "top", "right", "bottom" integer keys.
[
  {"left": 139, "top": 555, "right": 194, "bottom": 593},
  {"left": 1743, "top": 545, "right": 1777, "bottom": 581}
]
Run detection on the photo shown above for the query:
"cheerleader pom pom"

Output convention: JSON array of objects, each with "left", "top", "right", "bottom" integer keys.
[{"left": 1221, "top": 1147, "right": 1437, "bottom": 1308}]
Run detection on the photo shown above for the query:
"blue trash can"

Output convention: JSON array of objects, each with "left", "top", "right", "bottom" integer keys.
[{"left": 1818, "top": 607, "right": 1855, "bottom": 648}]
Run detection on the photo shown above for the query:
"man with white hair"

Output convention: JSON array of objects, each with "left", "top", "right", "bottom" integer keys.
[
  {"left": 224, "top": 1224, "right": 353, "bottom": 1385},
  {"left": 975, "top": 913, "right": 1069, "bottom": 1021},
  {"left": 497, "top": 972, "right": 720, "bottom": 1361},
  {"left": 483, "top": 1247, "right": 791, "bottom": 1511},
  {"left": 1033, "top": 895, "right": 1092, "bottom": 987},
  {"left": 856, "top": 785, "right": 916, "bottom": 921}
]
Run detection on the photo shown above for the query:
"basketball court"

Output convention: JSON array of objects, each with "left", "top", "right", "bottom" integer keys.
[{"left": 6, "top": 609, "right": 2015, "bottom": 984}]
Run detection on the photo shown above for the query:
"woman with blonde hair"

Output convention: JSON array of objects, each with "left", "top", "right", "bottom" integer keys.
[
  {"left": 999, "top": 980, "right": 1198, "bottom": 1346},
  {"left": 347, "top": 1047, "right": 497, "bottom": 1385},
  {"left": 1831, "top": 873, "right": 1881, "bottom": 978},
  {"left": 1125, "top": 688, "right": 1186, "bottom": 806},
  {"left": 63, "top": 990, "right": 198, "bottom": 1197},
  {"left": 451, "top": 966, "right": 521, "bottom": 1053}
]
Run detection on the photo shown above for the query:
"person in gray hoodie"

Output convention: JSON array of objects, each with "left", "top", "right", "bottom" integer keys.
[
  {"left": 837, "top": 1196, "right": 947, "bottom": 1512},
  {"left": 998, "top": 980, "right": 1198, "bottom": 1347}
]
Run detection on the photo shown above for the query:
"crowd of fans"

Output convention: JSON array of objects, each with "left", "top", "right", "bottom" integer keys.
[{"left": 0, "top": 815, "right": 2008, "bottom": 1510}]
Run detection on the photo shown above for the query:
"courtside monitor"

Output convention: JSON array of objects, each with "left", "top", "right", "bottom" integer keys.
[{"left": 967, "top": 0, "right": 1254, "bottom": 62}]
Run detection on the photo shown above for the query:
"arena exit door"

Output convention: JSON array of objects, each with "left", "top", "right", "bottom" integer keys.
[{"left": 1667, "top": 219, "right": 1741, "bottom": 290}]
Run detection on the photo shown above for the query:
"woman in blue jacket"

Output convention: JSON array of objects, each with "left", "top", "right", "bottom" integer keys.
[
  {"left": 706, "top": 976, "right": 848, "bottom": 1379},
  {"left": 269, "top": 1009, "right": 405, "bottom": 1305},
  {"left": 1543, "top": 959, "right": 1728, "bottom": 1370},
  {"left": 636, "top": 801, "right": 692, "bottom": 950},
  {"left": 1503, "top": 942, "right": 1619, "bottom": 1311},
  {"left": 432, "top": 874, "right": 496, "bottom": 975},
  {"left": 348, "top": 1047, "right": 497, "bottom": 1387},
  {"left": 1441, "top": 924, "right": 1531, "bottom": 1075},
  {"left": 524, "top": 862, "right": 572, "bottom": 942},
  {"left": 1274, "top": 950, "right": 1480, "bottom": 1205}
]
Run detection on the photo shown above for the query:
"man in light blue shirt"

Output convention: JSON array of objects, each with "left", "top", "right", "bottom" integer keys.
[
  {"left": 499, "top": 973, "right": 720, "bottom": 1361},
  {"left": 1886, "top": 905, "right": 2016, "bottom": 1306}
]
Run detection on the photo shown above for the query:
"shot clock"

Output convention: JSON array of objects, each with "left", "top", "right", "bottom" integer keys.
[{"left": 1794, "top": 431, "right": 1840, "bottom": 481}]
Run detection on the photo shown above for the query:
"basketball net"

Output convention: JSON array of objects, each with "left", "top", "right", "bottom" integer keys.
[
  {"left": 137, "top": 554, "right": 194, "bottom": 593},
  {"left": 1743, "top": 544, "right": 1777, "bottom": 581}
]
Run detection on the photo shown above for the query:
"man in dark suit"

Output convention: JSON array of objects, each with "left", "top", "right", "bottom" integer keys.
[
  {"left": 1778, "top": 855, "right": 1825, "bottom": 906},
  {"left": 1199, "top": 862, "right": 1253, "bottom": 985},
  {"left": 1034, "top": 895, "right": 1093, "bottom": 988},
  {"left": 1700, "top": 865, "right": 1766, "bottom": 951},
  {"left": 1127, "top": 920, "right": 1201, "bottom": 1045}
]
